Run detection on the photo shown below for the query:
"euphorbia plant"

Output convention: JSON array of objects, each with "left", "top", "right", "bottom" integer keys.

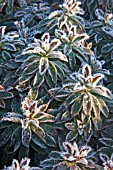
[
  {"left": 40, "top": 141, "right": 98, "bottom": 170},
  {"left": 0, "top": 0, "right": 113, "bottom": 169},
  {"left": 0, "top": 95, "right": 56, "bottom": 163},
  {"left": 50, "top": 64, "right": 112, "bottom": 132},
  {"left": 15, "top": 32, "right": 68, "bottom": 88}
]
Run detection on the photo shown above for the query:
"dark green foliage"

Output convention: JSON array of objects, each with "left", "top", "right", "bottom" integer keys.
[{"left": 0, "top": 0, "right": 113, "bottom": 169}]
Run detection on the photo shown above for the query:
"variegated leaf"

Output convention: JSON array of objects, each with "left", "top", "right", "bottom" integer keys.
[
  {"left": 48, "top": 61, "right": 57, "bottom": 83},
  {"left": 39, "top": 57, "right": 49, "bottom": 75},
  {"left": 22, "top": 127, "right": 31, "bottom": 147},
  {"left": 82, "top": 92, "right": 93, "bottom": 115}
]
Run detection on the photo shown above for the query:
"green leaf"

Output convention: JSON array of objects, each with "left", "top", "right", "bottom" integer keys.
[
  {"left": 54, "top": 62, "right": 65, "bottom": 80},
  {"left": 31, "top": 141, "right": 46, "bottom": 154},
  {"left": 69, "top": 51, "right": 76, "bottom": 70},
  {"left": 61, "top": 111, "right": 71, "bottom": 121},
  {"left": 92, "top": 95, "right": 100, "bottom": 118},
  {"left": 6, "top": 0, "right": 14, "bottom": 14},
  {"left": 99, "top": 138, "right": 113, "bottom": 147},
  {"left": 19, "top": 74, "right": 33, "bottom": 84},
  {"left": 82, "top": 92, "right": 93, "bottom": 115},
  {"left": 98, "top": 99, "right": 109, "bottom": 118},
  {"left": 39, "top": 57, "right": 49, "bottom": 75},
  {"left": 23, "top": 61, "right": 38, "bottom": 75},
  {"left": 32, "top": 133, "right": 47, "bottom": 149},
  {"left": 7, "top": 126, "right": 21, "bottom": 153},
  {"left": 48, "top": 61, "right": 57, "bottom": 83},
  {"left": 15, "top": 54, "right": 31, "bottom": 62},
  {"left": 40, "top": 123, "right": 57, "bottom": 136},
  {"left": 22, "top": 128, "right": 31, "bottom": 147},
  {"left": 49, "top": 151, "right": 63, "bottom": 160},
  {"left": 92, "top": 118, "right": 101, "bottom": 130},
  {"left": 18, "top": 144, "right": 29, "bottom": 160},
  {"left": 0, "top": 91, "right": 13, "bottom": 99},
  {"left": 44, "top": 133, "right": 56, "bottom": 147},
  {"left": 2, "top": 51, "right": 11, "bottom": 61},
  {"left": 95, "top": 9, "right": 104, "bottom": 19},
  {"left": 101, "top": 43, "right": 113, "bottom": 53},
  {"left": 65, "top": 91, "right": 82, "bottom": 107},
  {"left": 31, "top": 123, "right": 45, "bottom": 139},
  {"left": 33, "top": 72, "right": 44, "bottom": 88},
  {"left": 3, "top": 43, "right": 16, "bottom": 51},
  {"left": 40, "top": 158, "right": 59, "bottom": 168},
  {"left": 45, "top": 71, "right": 55, "bottom": 88},
  {"left": 33, "top": 17, "right": 50, "bottom": 33},
  {"left": 6, "top": 59, "right": 20, "bottom": 69},
  {"left": 71, "top": 98, "right": 82, "bottom": 117},
  {"left": 66, "top": 130, "right": 77, "bottom": 141},
  {"left": 69, "top": 15, "right": 84, "bottom": 26},
  {"left": 0, "top": 98, "right": 5, "bottom": 108},
  {"left": 55, "top": 89, "right": 70, "bottom": 100},
  {"left": 0, "top": 124, "right": 17, "bottom": 146}
]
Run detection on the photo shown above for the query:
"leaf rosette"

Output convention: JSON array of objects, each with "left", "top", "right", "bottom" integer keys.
[
  {"left": 50, "top": 64, "right": 112, "bottom": 131},
  {"left": 4, "top": 157, "right": 41, "bottom": 170},
  {"left": 34, "top": 0, "right": 85, "bottom": 33},
  {"left": 40, "top": 141, "right": 97, "bottom": 170},
  {"left": 15, "top": 33, "right": 68, "bottom": 88},
  {"left": 0, "top": 96, "right": 56, "bottom": 162}
]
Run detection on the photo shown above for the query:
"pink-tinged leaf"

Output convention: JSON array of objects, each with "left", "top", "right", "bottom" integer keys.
[
  {"left": 82, "top": 64, "right": 91, "bottom": 78},
  {"left": 63, "top": 142, "right": 73, "bottom": 155},
  {"left": 0, "top": 85, "right": 4, "bottom": 90},
  {"left": 70, "top": 164, "right": 77, "bottom": 170},
  {"left": 49, "top": 10, "right": 62, "bottom": 19},
  {"left": 50, "top": 38, "right": 61, "bottom": 52},
  {"left": 41, "top": 33, "right": 50, "bottom": 42},
  {"left": 20, "top": 157, "right": 30, "bottom": 169},
  {"left": 92, "top": 73, "right": 104, "bottom": 86},
  {"left": 80, "top": 146, "right": 91, "bottom": 157},
  {"left": 38, "top": 103, "right": 49, "bottom": 112},
  {"left": 11, "top": 159, "right": 20, "bottom": 169},
  {"left": 78, "top": 157, "right": 88, "bottom": 165}
]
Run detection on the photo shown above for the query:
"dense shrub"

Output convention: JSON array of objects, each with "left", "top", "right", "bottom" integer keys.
[{"left": 0, "top": 0, "right": 113, "bottom": 169}]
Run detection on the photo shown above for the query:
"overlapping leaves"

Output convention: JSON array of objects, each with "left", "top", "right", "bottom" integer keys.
[
  {"left": 50, "top": 64, "right": 112, "bottom": 131},
  {"left": 40, "top": 141, "right": 98, "bottom": 170},
  {"left": 15, "top": 32, "right": 68, "bottom": 88},
  {"left": 33, "top": 0, "right": 85, "bottom": 33},
  {"left": 0, "top": 96, "right": 56, "bottom": 163},
  {"left": 4, "top": 157, "right": 41, "bottom": 170}
]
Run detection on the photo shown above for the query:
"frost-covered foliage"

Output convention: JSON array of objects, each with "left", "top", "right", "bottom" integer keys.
[
  {"left": 4, "top": 157, "right": 41, "bottom": 170},
  {"left": 40, "top": 141, "right": 98, "bottom": 170},
  {"left": 0, "top": 0, "right": 113, "bottom": 169}
]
